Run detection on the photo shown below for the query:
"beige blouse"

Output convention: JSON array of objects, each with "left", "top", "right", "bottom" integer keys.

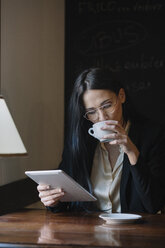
[{"left": 91, "top": 121, "right": 130, "bottom": 213}]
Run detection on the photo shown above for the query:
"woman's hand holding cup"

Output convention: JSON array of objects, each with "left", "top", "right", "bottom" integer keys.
[
  {"left": 37, "top": 184, "right": 64, "bottom": 207},
  {"left": 101, "top": 120, "right": 139, "bottom": 165},
  {"left": 88, "top": 120, "right": 139, "bottom": 165}
]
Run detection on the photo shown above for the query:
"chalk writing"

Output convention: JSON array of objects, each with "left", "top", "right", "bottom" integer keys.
[
  {"left": 75, "top": 21, "right": 147, "bottom": 55},
  {"left": 78, "top": 0, "right": 163, "bottom": 14},
  {"left": 125, "top": 81, "right": 151, "bottom": 92},
  {"left": 133, "top": 0, "right": 163, "bottom": 13},
  {"left": 66, "top": 0, "right": 165, "bottom": 121},
  {"left": 95, "top": 55, "right": 164, "bottom": 72}
]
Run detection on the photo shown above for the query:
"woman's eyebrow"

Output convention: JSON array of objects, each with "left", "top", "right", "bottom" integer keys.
[
  {"left": 100, "top": 99, "right": 112, "bottom": 105},
  {"left": 85, "top": 98, "right": 113, "bottom": 111}
]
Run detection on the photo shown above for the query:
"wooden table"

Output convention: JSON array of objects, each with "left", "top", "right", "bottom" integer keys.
[{"left": 0, "top": 209, "right": 164, "bottom": 248}]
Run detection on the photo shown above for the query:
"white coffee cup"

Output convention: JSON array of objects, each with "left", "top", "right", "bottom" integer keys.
[{"left": 88, "top": 120, "right": 114, "bottom": 142}]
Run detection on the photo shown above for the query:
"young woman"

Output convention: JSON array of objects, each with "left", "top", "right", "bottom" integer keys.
[{"left": 38, "top": 68, "right": 165, "bottom": 213}]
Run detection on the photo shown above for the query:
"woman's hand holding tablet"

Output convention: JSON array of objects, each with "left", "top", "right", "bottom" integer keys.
[
  {"left": 25, "top": 170, "right": 96, "bottom": 207},
  {"left": 37, "top": 184, "right": 64, "bottom": 207}
]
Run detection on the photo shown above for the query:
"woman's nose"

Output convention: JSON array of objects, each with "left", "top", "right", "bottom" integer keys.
[{"left": 98, "top": 109, "right": 108, "bottom": 121}]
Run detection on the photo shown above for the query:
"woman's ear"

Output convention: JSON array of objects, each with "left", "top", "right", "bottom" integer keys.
[{"left": 118, "top": 88, "right": 126, "bottom": 103}]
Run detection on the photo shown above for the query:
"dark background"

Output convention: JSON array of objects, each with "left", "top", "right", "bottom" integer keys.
[{"left": 65, "top": 0, "right": 165, "bottom": 125}]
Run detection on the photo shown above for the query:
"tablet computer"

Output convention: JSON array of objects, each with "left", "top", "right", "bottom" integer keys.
[{"left": 25, "top": 169, "right": 97, "bottom": 202}]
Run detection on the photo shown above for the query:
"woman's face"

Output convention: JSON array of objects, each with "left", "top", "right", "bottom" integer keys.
[{"left": 83, "top": 89, "right": 126, "bottom": 124}]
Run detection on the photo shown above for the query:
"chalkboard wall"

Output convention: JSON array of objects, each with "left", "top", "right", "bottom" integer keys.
[{"left": 65, "top": 0, "right": 165, "bottom": 124}]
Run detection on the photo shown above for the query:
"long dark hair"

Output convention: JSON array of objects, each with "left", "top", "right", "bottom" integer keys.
[{"left": 66, "top": 67, "right": 135, "bottom": 186}]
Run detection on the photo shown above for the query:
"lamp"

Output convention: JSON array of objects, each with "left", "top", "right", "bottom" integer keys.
[{"left": 0, "top": 95, "right": 27, "bottom": 156}]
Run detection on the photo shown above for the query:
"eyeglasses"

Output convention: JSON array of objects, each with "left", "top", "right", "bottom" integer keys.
[{"left": 83, "top": 98, "right": 118, "bottom": 122}]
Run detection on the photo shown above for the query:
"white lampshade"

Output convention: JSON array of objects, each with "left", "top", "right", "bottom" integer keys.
[{"left": 0, "top": 96, "right": 27, "bottom": 156}]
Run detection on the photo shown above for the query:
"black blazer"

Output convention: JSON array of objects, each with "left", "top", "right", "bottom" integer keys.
[{"left": 50, "top": 120, "right": 165, "bottom": 214}]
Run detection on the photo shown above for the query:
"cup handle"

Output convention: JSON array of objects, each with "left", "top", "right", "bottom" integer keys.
[{"left": 88, "top": 128, "right": 95, "bottom": 137}]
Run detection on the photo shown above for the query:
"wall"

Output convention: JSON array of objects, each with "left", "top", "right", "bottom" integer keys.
[{"left": 0, "top": 0, "right": 64, "bottom": 186}]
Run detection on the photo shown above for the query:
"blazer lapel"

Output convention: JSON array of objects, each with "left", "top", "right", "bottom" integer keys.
[
  {"left": 120, "top": 121, "right": 140, "bottom": 212},
  {"left": 120, "top": 154, "right": 131, "bottom": 212}
]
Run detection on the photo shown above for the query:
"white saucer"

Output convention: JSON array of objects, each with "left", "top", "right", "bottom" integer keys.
[{"left": 99, "top": 213, "right": 142, "bottom": 224}]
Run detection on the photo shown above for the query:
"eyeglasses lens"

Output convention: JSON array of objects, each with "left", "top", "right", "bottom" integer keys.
[{"left": 84, "top": 99, "right": 117, "bottom": 121}]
